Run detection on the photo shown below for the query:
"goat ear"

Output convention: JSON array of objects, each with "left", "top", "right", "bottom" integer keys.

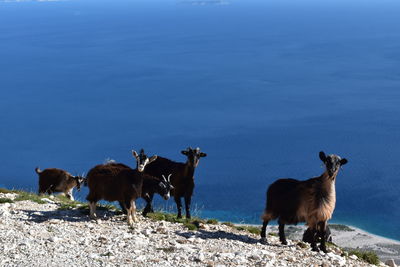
[
  {"left": 199, "top": 152, "right": 207, "bottom": 157},
  {"left": 181, "top": 150, "right": 188, "bottom": 155},
  {"left": 149, "top": 155, "right": 157, "bottom": 163},
  {"left": 340, "top": 158, "right": 348, "bottom": 165},
  {"left": 132, "top": 150, "right": 139, "bottom": 158},
  {"left": 319, "top": 151, "right": 327, "bottom": 162}
]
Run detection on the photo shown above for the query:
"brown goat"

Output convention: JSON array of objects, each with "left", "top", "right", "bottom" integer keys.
[
  {"left": 36, "top": 167, "right": 85, "bottom": 200},
  {"left": 143, "top": 147, "right": 207, "bottom": 219},
  {"left": 260, "top": 151, "right": 348, "bottom": 252},
  {"left": 85, "top": 150, "right": 159, "bottom": 227}
]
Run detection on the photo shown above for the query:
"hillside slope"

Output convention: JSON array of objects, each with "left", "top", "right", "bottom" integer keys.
[{"left": 0, "top": 191, "right": 377, "bottom": 267}]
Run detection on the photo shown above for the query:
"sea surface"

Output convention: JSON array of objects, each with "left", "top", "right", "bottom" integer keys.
[{"left": 1, "top": 0, "right": 400, "bottom": 240}]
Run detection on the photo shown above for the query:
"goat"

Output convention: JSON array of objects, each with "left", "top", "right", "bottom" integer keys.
[
  {"left": 86, "top": 150, "right": 172, "bottom": 227},
  {"left": 143, "top": 147, "right": 207, "bottom": 219},
  {"left": 36, "top": 167, "right": 85, "bottom": 201},
  {"left": 260, "top": 151, "right": 348, "bottom": 252}
]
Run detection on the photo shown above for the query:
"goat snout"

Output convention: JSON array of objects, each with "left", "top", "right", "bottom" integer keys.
[
  {"left": 163, "top": 193, "right": 170, "bottom": 200},
  {"left": 138, "top": 165, "right": 145, "bottom": 172}
]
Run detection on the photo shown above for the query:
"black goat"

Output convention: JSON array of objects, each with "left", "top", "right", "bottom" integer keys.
[
  {"left": 143, "top": 147, "right": 207, "bottom": 219},
  {"left": 260, "top": 151, "right": 347, "bottom": 252},
  {"left": 36, "top": 167, "right": 85, "bottom": 200}
]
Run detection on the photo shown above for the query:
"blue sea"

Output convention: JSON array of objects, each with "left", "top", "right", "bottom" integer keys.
[{"left": 1, "top": 0, "right": 400, "bottom": 240}]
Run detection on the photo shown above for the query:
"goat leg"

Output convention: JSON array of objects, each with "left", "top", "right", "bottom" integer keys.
[
  {"left": 118, "top": 201, "right": 128, "bottom": 214},
  {"left": 125, "top": 200, "right": 134, "bottom": 228},
  {"left": 66, "top": 188, "right": 74, "bottom": 201},
  {"left": 318, "top": 221, "right": 328, "bottom": 253},
  {"left": 131, "top": 201, "right": 138, "bottom": 223},
  {"left": 278, "top": 221, "right": 288, "bottom": 245},
  {"left": 310, "top": 226, "right": 319, "bottom": 252},
  {"left": 260, "top": 220, "right": 269, "bottom": 244},
  {"left": 89, "top": 202, "right": 97, "bottom": 219},
  {"left": 142, "top": 194, "right": 154, "bottom": 216},
  {"left": 175, "top": 196, "right": 183, "bottom": 219},
  {"left": 184, "top": 195, "right": 192, "bottom": 219}
]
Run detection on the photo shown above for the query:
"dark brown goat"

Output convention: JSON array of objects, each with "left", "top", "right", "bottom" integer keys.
[
  {"left": 86, "top": 150, "right": 173, "bottom": 227},
  {"left": 143, "top": 147, "right": 207, "bottom": 219},
  {"left": 36, "top": 167, "right": 85, "bottom": 200},
  {"left": 260, "top": 151, "right": 348, "bottom": 252}
]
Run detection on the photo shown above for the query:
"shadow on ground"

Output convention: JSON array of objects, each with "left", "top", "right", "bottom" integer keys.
[{"left": 19, "top": 208, "right": 123, "bottom": 223}]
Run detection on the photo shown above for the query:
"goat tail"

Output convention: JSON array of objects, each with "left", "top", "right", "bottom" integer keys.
[{"left": 35, "top": 167, "right": 42, "bottom": 174}]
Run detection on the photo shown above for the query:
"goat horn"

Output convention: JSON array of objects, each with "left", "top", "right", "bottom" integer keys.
[
  {"left": 161, "top": 175, "right": 167, "bottom": 182},
  {"left": 167, "top": 174, "right": 172, "bottom": 182}
]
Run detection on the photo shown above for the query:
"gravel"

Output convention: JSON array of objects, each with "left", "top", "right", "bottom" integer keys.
[{"left": 0, "top": 192, "right": 378, "bottom": 266}]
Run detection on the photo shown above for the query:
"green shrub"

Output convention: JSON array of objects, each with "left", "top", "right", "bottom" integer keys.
[
  {"left": 183, "top": 222, "right": 198, "bottom": 231},
  {"left": 329, "top": 224, "right": 355, "bottom": 232},
  {"left": 0, "top": 188, "right": 15, "bottom": 194},
  {"left": 234, "top": 225, "right": 261, "bottom": 235},
  {"left": 0, "top": 198, "right": 14, "bottom": 204},
  {"left": 14, "top": 192, "right": 47, "bottom": 204},
  {"left": 347, "top": 249, "right": 379, "bottom": 265},
  {"left": 206, "top": 219, "right": 218, "bottom": 225}
]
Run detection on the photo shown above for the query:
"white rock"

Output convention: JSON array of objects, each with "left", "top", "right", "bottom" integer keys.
[
  {"left": 349, "top": 254, "right": 358, "bottom": 260},
  {"left": 248, "top": 253, "right": 261, "bottom": 261},
  {"left": 196, "top": 253, "right": 205, "bottom": 262},
  {"left": 48, "top": 237, "right": 61, "bottom": 243},
  {"left": 219, "top": 252, "right": 235, "bottom": 259},
  {"left": 89, "top": 253, "right": 99, "bottom": 259},
  {"left": 141, "top": 229, "right": 152, "bottom": 236}
]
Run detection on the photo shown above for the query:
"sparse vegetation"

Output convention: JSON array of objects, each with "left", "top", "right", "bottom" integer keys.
[
  {"left": 329, "top": 224, "right": 355, "bottom": 232},
  {"left": 147, "top": 211, "right": 206, "bottom": 230},
  {"left": 0, "top": 188, "right": 18, "bottom": 194},
  {"left": 0, "top": 187, "right": 387, "bottom": 266},
  {"left": 234, "top": 225, "right": 261, "bottom": 235},
  {"left": 0, "top": 198, "right": 14, "bottom": 204},
  {"left": 326, "top": 241, "right": 339, "bottom": 248},
  {"left": 346, "top": 249, "right": 379, "bottom": 265},
  {"left": 156, "top": 247, "right": 176, "bottom": 253},
  {"left": 14, "top": 191, "right": 47, "bottom": 204},
  {"left": 206, "top": 219, "right": 218, "bottom": 224}
]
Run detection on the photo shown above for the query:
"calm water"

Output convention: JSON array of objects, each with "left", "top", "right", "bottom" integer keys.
[{"left": 1, "top": 0, "right": 400, "bottom": 239}]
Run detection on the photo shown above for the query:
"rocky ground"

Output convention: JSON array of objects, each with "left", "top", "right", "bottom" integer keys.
[{"left": 0, "top": 191, "right": 384, "bottom": 267}]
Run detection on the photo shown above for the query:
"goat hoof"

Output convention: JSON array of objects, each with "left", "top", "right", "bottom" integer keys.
[
  {"left": 311, "top": 246, "right": 320, "bottom": 252},
  {"left": 280, "top": 240, "right": 288, "bottom": 245},
  {"left": 319, "top": 246, "right": 328, "bottom": 253},
  {"left": 260, "top": 238, "right": 268, "bottom": 245}
]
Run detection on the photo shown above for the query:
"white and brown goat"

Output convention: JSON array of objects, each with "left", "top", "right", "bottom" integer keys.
[
  {"left": 36, "top": 167, "right": 85, "bottom": 200},
  {"left": 260, "top": 151, "right": 348, "bottom": 252}
]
